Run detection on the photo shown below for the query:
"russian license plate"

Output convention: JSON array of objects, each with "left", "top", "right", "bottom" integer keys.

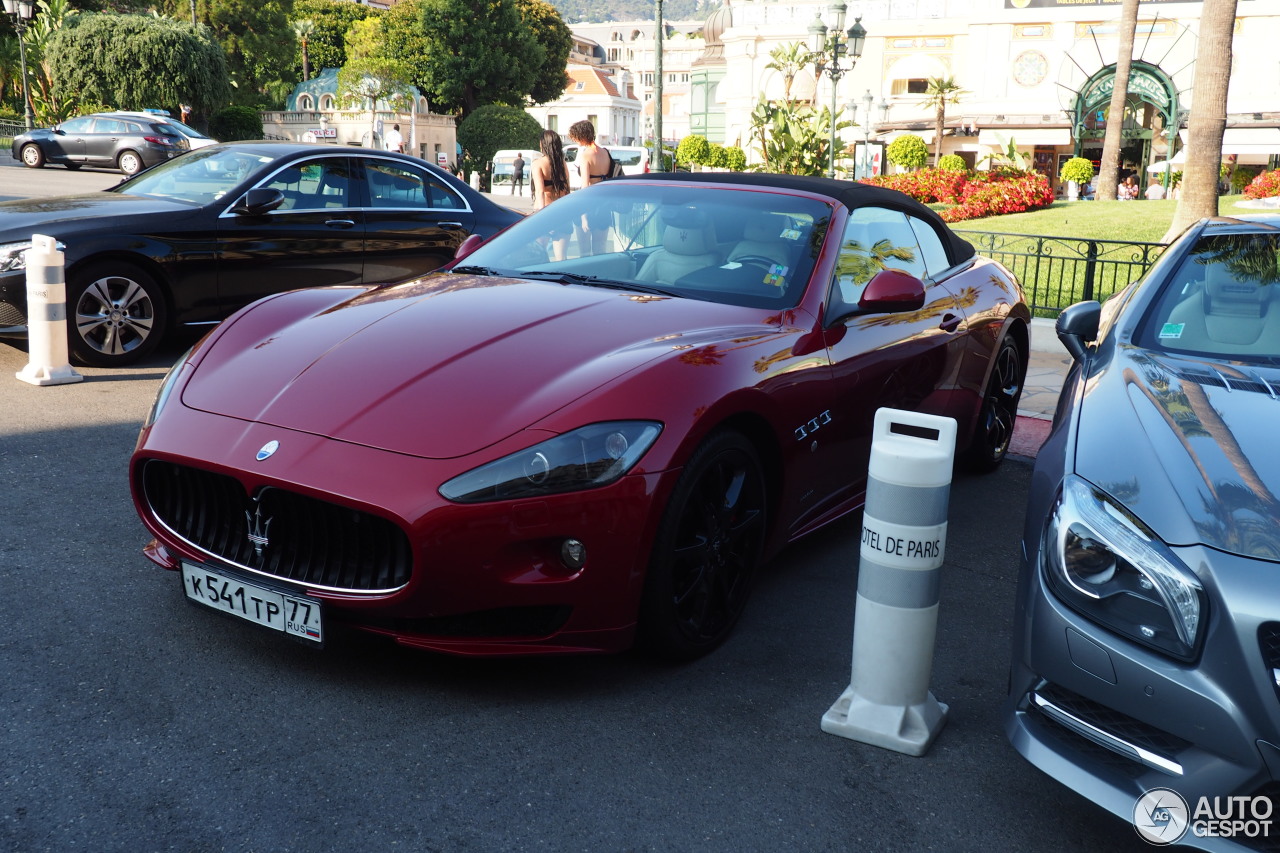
[{"left": 181, "top": 562, "right": 323, "bottom": 644}]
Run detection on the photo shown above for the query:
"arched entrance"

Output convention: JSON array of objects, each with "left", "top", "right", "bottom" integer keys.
[{"left": 1056, "top": 16, "right": 1196, "bottom": 191}]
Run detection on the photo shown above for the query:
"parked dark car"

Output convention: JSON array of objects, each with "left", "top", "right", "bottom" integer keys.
[
  {"left": 11, "top": 112, "right": 191, "bottom": 175},
  {"left": 1006, "top": 214, "right": 1280, "bottom": 847},
  {"left": 0, "top": 142, "right": 522, "bottom": 366},
  {"left": 130, "top": 172, "right": 1030, "bottom": 660}
]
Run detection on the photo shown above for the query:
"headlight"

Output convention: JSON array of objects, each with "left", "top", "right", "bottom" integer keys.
[
  {"left": 440, "top": 421, "right": 662, "bottom": 504},
  {"left": 0, "top": 239, "right": 67, "bottom": 273},
  {"left": 1043, "top": 475, "right": 1204, "bottom": 661},
  {"left": 143, "top": 346, "right": 195, "bottom": 428}
]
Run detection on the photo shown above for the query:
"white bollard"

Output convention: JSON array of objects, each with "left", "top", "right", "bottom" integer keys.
[
  {"left": 16, "top": 234, "right": 82, "bottom": 387},
  {"left": 822, "top": 407, "right": 956, "bottom": 756}
]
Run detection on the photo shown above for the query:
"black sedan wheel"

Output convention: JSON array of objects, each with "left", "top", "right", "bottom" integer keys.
[
  {"left": 68, "top": 263, "right": 167, "bottom": 367},
  {"left": 641, "top": 431, "right": 767, "bottom": 660},
  {"left": 117, "top": 150, "right": 144, "bottom": 176},
  {"left": 963, "top": 336, "right": 1025, "bottom": 472},
  {"left": 20, "top": 143, "right": 44, "bottom": 168}
]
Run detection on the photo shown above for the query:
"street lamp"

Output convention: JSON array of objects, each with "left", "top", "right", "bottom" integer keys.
[
  {"left": 2, "top": 0, "right": 35, "bottom": 130},
  {"left": 857, "top": 89, "right": 890, "bottom": 180},
  {"left": 808, "top": 4, "right": 866, "bottom": 179}
]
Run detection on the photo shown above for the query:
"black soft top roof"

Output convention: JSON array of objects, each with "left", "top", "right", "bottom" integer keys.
[{"left": 630, "top": 170, "right": 976, "bottom": 265}]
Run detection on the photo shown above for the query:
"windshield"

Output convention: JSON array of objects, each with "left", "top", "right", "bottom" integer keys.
[
  {"left": 164, "top": 119, "right": 211, "bottom": 140},
  {"left": 457, "top": 183, "right": 830, "bottom": 310},
  {"left": 1139, "top": 229, "right": 1280, "bottom": 363},
  {"left": 110, "top": 147, "right": 275, "bottom": 204}
]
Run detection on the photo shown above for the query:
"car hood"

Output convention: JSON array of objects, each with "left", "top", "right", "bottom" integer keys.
[
  {"left": 182, "top": 274, "right": 775, "bottom": 459},
  {"left": 1075, "top": 346, "right": 1280, "bottom": 561},
  {"left": 0, "top": 193, "right": 193, "bottom": 237}
]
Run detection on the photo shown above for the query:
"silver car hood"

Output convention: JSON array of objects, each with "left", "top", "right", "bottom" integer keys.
[{"left": 1074, "top": 347, "right": 1280, "bottom": 562}]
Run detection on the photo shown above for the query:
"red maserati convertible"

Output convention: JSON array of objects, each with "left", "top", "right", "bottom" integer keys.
[{"left": 130, "top": 172, "right": 1029, "bottom": 659}]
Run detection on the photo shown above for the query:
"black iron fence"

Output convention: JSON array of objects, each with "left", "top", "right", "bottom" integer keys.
[
  {"left": 1, "top": 118, "right": 26, "bottom": 151},
  {"left": 957, "top": 230, "right": 1168, "bottom": 317}
]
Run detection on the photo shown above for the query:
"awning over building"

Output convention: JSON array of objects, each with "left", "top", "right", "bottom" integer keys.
[
  {"left": 1178, "top": 127, "right": 1280, "bottom": 156},
  {"left": 883, "top": 129, "right": 935, "bottom": 144},
  {"left": 978, "top": 129, "right": 1072, "bottom": 147}
]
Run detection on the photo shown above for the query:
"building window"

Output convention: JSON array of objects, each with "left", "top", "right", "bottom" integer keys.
[
  {"left": 320, "top": 94, "right": 334, "bottom": 111},
  {"left": 575, "top": 81, "right": 586, "bottom": 91},
  {"left": 587, "top": 114, "right": 598, "bottom": 129},
  {"left": 548, "top": 115, "right": 558, "bottom": 132},
  {"left": 297, "top": 94, "right": 314, "bottom": 110},
  {"left": 891, "top": 79, "right": 930, "bottom": 95}
]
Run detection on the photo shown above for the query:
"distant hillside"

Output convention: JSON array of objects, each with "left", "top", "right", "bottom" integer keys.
[{"left": 551, "top": 0, "right": 709, "bottom": 24}]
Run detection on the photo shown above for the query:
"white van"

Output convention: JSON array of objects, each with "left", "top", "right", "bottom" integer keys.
[
  {"left": 490, "top": 149, "right": 533, "bottom": 186},
  {"left": 563, "top": 144, "right": 650, "bottom": 188}
]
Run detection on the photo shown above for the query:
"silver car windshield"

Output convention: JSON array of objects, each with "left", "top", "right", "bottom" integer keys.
[{"left": 1141, "top": 230, "right": 1280, "bottom": 363}]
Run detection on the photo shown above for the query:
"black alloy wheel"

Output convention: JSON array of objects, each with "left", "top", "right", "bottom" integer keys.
[
  {"left": 640, "top": 431, "right": 767, "bottom": 660},
  {"left": 963, "top": 335, "right": 1025, "bottom": 472},
  {"left": 68, "top": 263, "right": 167, "bottom": 367}
]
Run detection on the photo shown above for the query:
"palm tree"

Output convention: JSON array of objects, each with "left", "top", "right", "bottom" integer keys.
[
  {"left": 292, "top": 19, "right": 315, "bottom": 82},
  {"left": 1163, "top": 0, "right": 1240, "bottom": 241},
  {"left": 1096, "top": 0, "right": 1140, "bottom": 202},
  {"left": 767, "top": 41, "right": 816, "bottom": 105},
  {"left": 923, "top": 76, "right": 966, "bottom": 167}
]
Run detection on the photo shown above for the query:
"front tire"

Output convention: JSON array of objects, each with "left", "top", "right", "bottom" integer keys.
[
  {"left": 68, "top": 263, "right": 167, "bottom": 367},
  {"left": 640, "top": 431, "right": 767, "bottom": 660},
  {"left": 20, "top": 143, "right": 44, "bottom": 168},
  {"left": 963, "top": 335, "right": 1026, "bottom": 472}
]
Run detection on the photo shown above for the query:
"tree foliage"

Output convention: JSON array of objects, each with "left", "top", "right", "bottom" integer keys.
[
  {"left": 886, "top": 134, "right": 928, "bottom": 171},
  {"left": 416, "top": 0, "right": 568, "bottom": 117},
  {"left": 336, "top": 56, "right": 414, "bottom": 111},
  {"left": 517, "top": 0, "right": 572, "bottom": 104},
  {"left": 290, "top": 0, "right": 376, "bottom": 76},
  {"left": 199, "top": 0, "right": 295, "bottom": 107},
  {"left": 457, "top": 103, "right": 541, "bottom": 169},
  {"left": 45, "top": 13, "right": 230, "bottom": 115},
  {"left": 208, "top": 104, "right": 263, "bottom": 139},
  {"left": 676, "top": 134, "right": 710, "bottom": 167},
  {"left": 748, "top": 96, "right": 846, "bottom": 176}
]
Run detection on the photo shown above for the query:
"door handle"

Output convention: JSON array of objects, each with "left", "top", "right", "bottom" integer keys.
[
  {"left": 324, "top": 219, "right": 356, "bottom": 229},
  {"left": 439, "top": 221, "right": 465, "bottom": 230},
  {"left": 939, "top": 313, "right": 962, "bottom": 333}
]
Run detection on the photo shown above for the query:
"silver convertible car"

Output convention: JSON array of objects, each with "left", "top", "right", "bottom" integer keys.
[{"left": 1005, "top": 213, "right": 1280, "bottom": 849}]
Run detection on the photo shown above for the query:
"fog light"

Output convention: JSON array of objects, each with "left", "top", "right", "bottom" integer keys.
[{"left": 560, "top": 538, "right": 587, "bottom": 570}]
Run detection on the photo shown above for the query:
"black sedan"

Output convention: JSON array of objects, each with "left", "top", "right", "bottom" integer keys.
[
  {"left": 1006, "top": 214, "right": 1280, "bottom": 847},
  {"left": 11, "top": 112, "right": 190, "bottom": 175},
  {"left": 0, "top": 142, "right": 522, "bottom": 366}
]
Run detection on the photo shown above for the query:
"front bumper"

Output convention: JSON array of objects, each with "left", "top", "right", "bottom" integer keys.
[
  {"left": 132, "top": 402, "right": 674, "bottom": 656},
  {"left": 1006, "top": 540, "right": 1280, "bottom": 851}
]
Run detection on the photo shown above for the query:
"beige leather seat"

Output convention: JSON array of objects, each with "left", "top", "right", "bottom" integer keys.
[
  {"left": 636, "top": 222, "right": 719, "bottom": 286},
  {"left": 1166, "top": 262, "right": 1279, "bottom": 354},
  {"left": 726, "top": 212, "right": 792, "bottom": 267}
]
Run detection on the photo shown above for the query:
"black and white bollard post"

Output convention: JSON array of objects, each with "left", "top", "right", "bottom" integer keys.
[
  {"left": 822, "top": 408, "right": 956, "bottom": 756},
  {"left": 16, "top": 234, "right": 82, "bottom": 387}
]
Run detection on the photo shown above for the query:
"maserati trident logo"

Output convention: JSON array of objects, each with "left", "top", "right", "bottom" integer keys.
[
  {"left": 256, "top": 440, "right": 280, "bottom": 461},
  {"left": 245, "top": 496, "right": 272, "bottom": 558}
]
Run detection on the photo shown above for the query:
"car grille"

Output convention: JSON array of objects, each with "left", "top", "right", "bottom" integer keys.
[
  {"left": 0, "top": 300, "right": 25, "bottom": 327},
  {"left": 142, "top": 460, "right": 412, "bottom": 593},
  {"left": 1031, "top": 682, "right": 1189, "bottom": 776}
]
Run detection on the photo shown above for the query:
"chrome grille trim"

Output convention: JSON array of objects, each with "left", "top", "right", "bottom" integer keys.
[{"left": 1032, "top": 690, "right": 1184, "bottom": 776}]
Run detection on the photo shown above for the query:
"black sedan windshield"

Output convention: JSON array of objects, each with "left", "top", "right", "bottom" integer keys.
[{"left": 112, "top": 147, "right": 275, "bottom": 204}]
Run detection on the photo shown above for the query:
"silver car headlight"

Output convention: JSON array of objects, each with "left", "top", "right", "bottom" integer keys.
[
  {"left": 0, "top": 239, "right": 67, "bottom": 273},
  {"left": 440, "top": 421, "right": 663, "bottom": 504},
  {"left": 1042, "top": 475, "right": 1204, "bottom": 661}
]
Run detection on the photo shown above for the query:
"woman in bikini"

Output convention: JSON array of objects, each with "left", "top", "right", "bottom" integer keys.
[
  {"left": 532, "top": 129, "right": 571, "bottom": 260},
  {"left": 569, "top": 119, "right": 612, "bottom": 255}
]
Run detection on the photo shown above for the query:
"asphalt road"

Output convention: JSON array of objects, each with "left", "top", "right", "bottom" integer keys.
[{"left": 0, "top": 169, "right": 1150, "bottom": 853}]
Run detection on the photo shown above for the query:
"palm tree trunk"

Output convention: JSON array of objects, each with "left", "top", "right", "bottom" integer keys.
[
  {"left": 934, "top": 102, "right": 945, "bottom": 166},
  {"left": 1096, "top": 0, "right": 1140, "bottom": 202},
  {"left": 1163, "top": 0, "right": 1239, "bottom": 242}
]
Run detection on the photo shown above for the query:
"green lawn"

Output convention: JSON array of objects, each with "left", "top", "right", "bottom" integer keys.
[{"left": 951, "top": 195, "right": 1249, "bottom": 244}]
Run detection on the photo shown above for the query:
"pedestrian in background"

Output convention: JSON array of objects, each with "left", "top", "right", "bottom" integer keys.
[
  {"left": 532, "top": 129, "right": 571, "bottom": 260},
  {"left": 568, "top": 120, "right": 611, "bottom": 255},
  {"left": 512, "top": 152, "right": 526, "bottom": 196},
  {"left": 385, "top": 124, "right": 404, "bottom": 153}
]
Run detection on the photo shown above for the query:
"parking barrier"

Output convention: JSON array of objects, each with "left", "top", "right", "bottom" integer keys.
[
  {"left": 821, "top": 408, "right": 955, "bottom": 756},
  {"left": 15, "top": 234, "right": 82, "bottom": 387}
]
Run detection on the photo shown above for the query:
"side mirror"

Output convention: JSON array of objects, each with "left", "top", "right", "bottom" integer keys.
[
  {"left": 858, "top": 269, "right": 927, "bottom": 314},
  {"left": 1056, "top": 300, "right": 1101, "bottom": 363},
  {"left": 451, "top": 233, "right": 486, "bottom": 264},
  {"left": 229, "top": 188, "right": 285, "bottom": 216}
]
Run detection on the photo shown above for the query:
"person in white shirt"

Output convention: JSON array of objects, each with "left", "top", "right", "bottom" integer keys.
[
  {"left": 1144, "top": 181, "right": 1166, "bottom": 200},
  {"left": 384, "top": 124, "right": 404, "bottom": 153}
]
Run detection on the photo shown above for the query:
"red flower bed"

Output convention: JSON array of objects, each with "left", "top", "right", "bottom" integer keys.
[
  {"left": 863, "top": 168, "right": 1055, "bottom": 222},
  {"left": 1244, "top": 170, "right": 1280, "bottom": 200}
]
